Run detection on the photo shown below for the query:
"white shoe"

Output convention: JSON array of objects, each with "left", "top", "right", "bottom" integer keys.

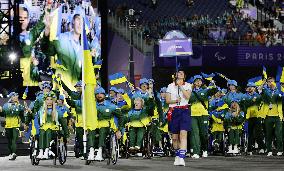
[
  {"left": 80, "top": 156, "right": 85, "bottom": 160},
  {"left": 191, "top": 154, "right": 200, "bottom": 159},
  {"left": 43, "top": 148, "right": 49, "bottom": 159},
  {"left": 248, "top": 152, "right": 253, "bottom": 156},
  {"left": 8, "top": 154, "right": 13, "bottom": 160},
  {"left": 277, "top": 152, "right": 283, "bottom": 156},
  {"left": 186, "top": 153, "right": 191, "bottom": 158},
  {"left": 202, "top": 151, "right": 208, "bottom": 158},
  {"left": 259, "top": 149, "right": 265, "bottom": 154},
  {"left": 233, "top": 145, "right": 238, "bottom": 154},
  {"left": 32, "top": 149, "right": 37, "bottom": 156},
  {"left": 88, "top": 147, "right": 95, "bottom": 160},
  {"left": 179, "top": 158, "right": 185, "bottom": 166},
  {"left": 134, "top": 146, "right": 140, "bottom": 150},
  {"left": 37, "top": 149, "right": 44, "bottom": 159},
  {"left": 228, "top": 145, "right": 233, "bottom": 154},
  {"left": 10, "top": 153, "right": 17, "bottom": 160},
  {"left": 267, "top": 152, "right": 273, "bottom": 156},
  {"left": 129, "top": 147, "right": 135, "bottom": 150},
  {"left": 95, "top": 147, "right": 104, "bottom": 161},
  {"left": 173, "top": 156, "right": 180, "bottom": 166}
]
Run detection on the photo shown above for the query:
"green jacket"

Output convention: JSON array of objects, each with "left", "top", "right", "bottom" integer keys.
[{"left": 0, "top": 102, "right": 25, "bottom": 128}]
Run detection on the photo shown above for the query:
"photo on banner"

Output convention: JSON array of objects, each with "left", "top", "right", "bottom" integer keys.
[{"left": 19, "top": 0, "right": 101, "bottom": 91}]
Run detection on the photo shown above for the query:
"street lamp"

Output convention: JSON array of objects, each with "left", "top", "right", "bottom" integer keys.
[
  {"left": 9, "top": 52, "right": 17, "bottom": 64},
  {"left": 125, "top": 9, "right": 138, "bottom": 84}
]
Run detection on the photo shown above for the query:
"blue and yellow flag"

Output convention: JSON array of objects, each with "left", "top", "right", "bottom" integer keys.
[
  {"left": 216, "top": 100, "right": 229, "bottom": 111},
  {"left": 49, "top": 5, "right": 62, "bottom": 41},
  {"left": 109, "top": 73, "right": 128, "bottom": 85},
  {"left": 22, "top": 87, "right": 28, "bottom": 100},
  {"left": 216, "top": 72, "right": 229, "bottom": 81},
  {"left": 82, "top": 18, "right": 97, "bottom": 130},
  {"left": 276, "top": 66, "right": 284, "bottom": 83},
  {"left": 262, "top": 66, "right": 267, "bottom": 79},
  {"left": 248, "top": 76, "right": 263, "bottom": 86},
  {"left": 94, "top": 59, "right": 102, "bottom": 69},
  {"left": 201, "top": 73, "right": 215, "bottom": 81}
]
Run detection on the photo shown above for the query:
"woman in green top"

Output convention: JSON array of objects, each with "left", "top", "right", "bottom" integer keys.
[{"left": 37, "top": 92, "right": 58, "bottom": 159}]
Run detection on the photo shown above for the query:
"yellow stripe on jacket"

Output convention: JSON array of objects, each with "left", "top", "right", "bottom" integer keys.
[{"left": 191, "top": 102, "right": 208, "bottom": 116}]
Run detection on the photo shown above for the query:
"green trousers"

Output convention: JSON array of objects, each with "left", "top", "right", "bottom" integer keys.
[
  {"left": 58, "top": 117, "right": 69, "bottom": 141},
  {"left": 129, "top": 127, "right": 145, "bottom": 147},
  {"left": 76, "top": 127, "right": 84, "bottom": 154},
  {"left": 39, "top": 129, "right": 52, "bottom": 149},
  {"left": 149, "top": 120, "right": 162, "bottom": 145},
  {"left": 212, "top": 131, "right": 223, "bottom": 144},
  {"left": 228, "top": 129, "right": 240, "bottom": 145},
  {"left": 190, "top": 116, "right": 209, "bottom": 154},
  {"left": 98, "top": 127, "right": 110, "bottom": 148},
  {"left": 87, "top": 130, "right": 99, "bottom": 148},
  {"left": 247, "top": 117, "right": 265, "bottom": 152},
  {"left": 6, "top": 128, "right": 19, "bottom": 154},
  {"left": 265, "top": 116, "right": 283, "bottom": 152}
]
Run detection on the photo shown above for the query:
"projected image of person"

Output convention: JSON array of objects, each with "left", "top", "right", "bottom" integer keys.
[
  {"left": 42, "top": 13, "right": 83, "bottom": 90},
  {"left": 19, "top": 3, "right": 50, "bottom": 86}
]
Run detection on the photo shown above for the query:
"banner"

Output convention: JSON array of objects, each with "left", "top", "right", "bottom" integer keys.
[{"left": 155, "top": 45, "right": 284, "bottom": 67}]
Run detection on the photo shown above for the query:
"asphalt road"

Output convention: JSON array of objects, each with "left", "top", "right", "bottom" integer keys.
[{"left": 1, "top": 154, "right": 284, "bottom": 171}]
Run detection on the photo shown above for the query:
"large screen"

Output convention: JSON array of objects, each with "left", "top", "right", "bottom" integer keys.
[{"left": 19, "top": 0, "right": 101, "bottom": 90}]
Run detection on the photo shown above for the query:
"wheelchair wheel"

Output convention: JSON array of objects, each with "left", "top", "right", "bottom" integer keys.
[
  {"left": 53, "top": 138, "right": 58, "bottom": 165},
  {"left": 74, "top": 136, "right": 81, "bottom": 158},
  {"left": 144, "top": 131, "right": 153, "bottom": 159},
  {"left": 58, "top": 141, "right": 67, "bottom": 165},
  {"left": 110, "top": 134, "right": 119, "bottom": 165},
  {"left": 30, "top": 139, "right": 39, "bottom": 165}
]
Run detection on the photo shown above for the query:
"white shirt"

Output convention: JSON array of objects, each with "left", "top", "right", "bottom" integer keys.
[{"left": 166, "top": 82, "right": 192, "bottom": 107}]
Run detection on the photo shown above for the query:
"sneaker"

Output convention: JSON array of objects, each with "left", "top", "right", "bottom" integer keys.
[
  {"left": 10, "top": 153, "right": 17, "bottom": 160},
  {"left": 227, "top": 145, "right": 233, "bottom": 154},
  {"left": 43, "top": 148, "right": 49, "bottom": 159},
  {"left": 277, "top": 152, "right": 283, "bottom": 156},
  {"left": 134, "top": 146, "right": 140, "bottom": 150},
  {"left": 129, "top": 147, "right": 135, "bottom": 150},
  {"left": 233, "top": 145, "right": 239, "bottom": 154},
  {"left": 80, "top": 156, "right": 85, "bottom": 160},
  {"left": 192, "top": 154, "right": 200, "bottom": 159},
  {"left": 248, "top": 152, "right": 253, "bottom": 156},
  {"left": 37, "top": 149, "right": 44, "bottom": 159},
  {"left": 259, "top": 149, "right": 265, "bottom": 154},
  {"left": 267, "top": 152, "right": 273, "bottom": 156},
  {"left": 202, "top": 151, "right": 208, "bottom": 158},
  {"left": 186, "top": 153, "right": 191, "bottom": 158},
  {"left": 8, "top": 154, "right": 13, "bottom": 160},
  {"left": 179, "top": 158, "right": 185, "bottom": 166},
  {"left": 174, "top": 156, "right": 180, "bottom": 166},
  {"left": 95, "top": 147, "right": 104, "bottom": 161},
  {"left": 88, "top": 147, "right": 95, "bottom": 160}
]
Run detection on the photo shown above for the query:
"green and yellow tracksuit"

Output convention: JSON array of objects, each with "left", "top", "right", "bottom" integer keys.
[
  {"left": 93, "top": 100, "right": 124, "bottom": 148},
  {"left": 38, "top": 107, "right": 58, "bottom": 150},
  {"left": 127, "top": 98, "right": 154, "bottom": 148},
  {"left": 225, "top": 111, "right": 245, "bottom": 145},
  {"left": 209, "top": 98, "right": 228, "bottom": 146},
  {"left": 0, "top": 102, "right": 25, "bottom": 154},
  {"left": 244, "top": 92, "right": 265, "bottom": 152},
  {"left": 189, "top": 87, "right": 217, "bottom": 155},
  {"left": 261, "top": 87, "right": 283, "bottom": 153},
  {"left": 65, "top": 95, "right": 83, "bottom": 154}
]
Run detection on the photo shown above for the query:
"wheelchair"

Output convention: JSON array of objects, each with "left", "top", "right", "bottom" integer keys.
[
  {"left": 123, "top": 123, "right": 154, "bottom": 159},
  {"left": 223, "top": 128, "right": 248, "bottom": 157},
  {"left": 30, "top": 126, "right": 67, "bottom": 165},
  {"left": 85, "top": 128, "right": 119, "bottom": 165}
]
